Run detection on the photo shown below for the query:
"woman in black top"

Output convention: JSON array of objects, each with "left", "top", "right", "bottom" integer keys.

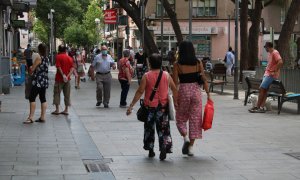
[
  {"left": 135, "top": 48, "right": 147, "bottom": 84},
  {"left": 173, "top": 41, "right": 211, "bottom": 156},
  {"left": 23, "top": 44, "right": 49, "bottom": 124}
]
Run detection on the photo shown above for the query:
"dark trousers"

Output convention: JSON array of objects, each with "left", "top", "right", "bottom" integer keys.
[
  {"left": 143, "top": 107, "right": 172, "bottom": 153},
  {"left": 119, "top": 79, "right": 130, "bottom": 106}
]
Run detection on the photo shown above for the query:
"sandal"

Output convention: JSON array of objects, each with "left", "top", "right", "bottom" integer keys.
[
  {"left": 51, "top": 111, "right": 60, "bottom": 115},
  {"left": 23, "top": 118, "right": 33, "bottom": 124},
  {"left": 60, "top": 111, "right": 69, "bottom": 115},
  {"left": 35, "top": 118, "right": 45, "bottom": 123}
]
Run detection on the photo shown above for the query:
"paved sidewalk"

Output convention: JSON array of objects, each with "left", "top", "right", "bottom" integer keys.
[
  {"left": 73, "top": 69, "right": 300, "bottom": 180},
  {"left": 1, "top": 65, "right": 300, "bottom": 180},
  {"left": 0, "top": 67, "right": 114, "bottom": 180}
]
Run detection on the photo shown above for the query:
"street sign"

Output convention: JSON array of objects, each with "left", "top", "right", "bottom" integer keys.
[
  {"left": 104, "top": 9, "right": 117, "bottom": 24},
  {"left": 11, "top": 20, "right": 25, "bottom": 28}
]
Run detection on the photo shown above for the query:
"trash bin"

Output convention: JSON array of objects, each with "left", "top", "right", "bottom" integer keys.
[{"left": 242, "top": 70, "right": 256, "bottom": 90}]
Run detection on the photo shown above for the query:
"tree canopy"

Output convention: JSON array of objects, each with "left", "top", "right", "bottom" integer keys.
[
  {"left": 35, "top": 0, "right": 84, "bottom": 39},
  {"left": 34, "top": 0, "right": 104, "bottom": 47}
]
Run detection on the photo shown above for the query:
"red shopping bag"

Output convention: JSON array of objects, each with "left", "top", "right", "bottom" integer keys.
[{"left": 202, "top": 99, "right": 214, "bottom": 131}]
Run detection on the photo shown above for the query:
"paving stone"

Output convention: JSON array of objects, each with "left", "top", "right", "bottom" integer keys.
[
  {"left": 12, "top": 175, "right": 63, "bottom": 180},
  {"left": 0, "top": 157, "right": 17, "bottom": 162},
  {"left": 38, "top": 169, "right": 87, "bottom": 175},
  {"left": 61, "top": 165, "right": 86, "bottom": 172},
  {"left": 0, "top": 166, "right": 13, "bottom": 171},
  {"left": 63, "top": 174, "right": 90, "bottom": 180},
  {"left": 0, "top": 176, "right": 11, "bottom": 180}
]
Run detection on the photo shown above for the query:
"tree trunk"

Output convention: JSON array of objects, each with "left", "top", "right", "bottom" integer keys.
[
  {"left": 277, "top": 0, "right": 300, "bottom": 67},
  {"left": 113, "top": 0, "right": 158, "bottom": 54},
  {"left": 239, "top": 0, "right": 249, "bottom": 81},
  {"left": 161, "top": 0, "right": 183, "bottom": 44},
  {"left": 248, "top": 0, "right": 263, "bottom": 70}
]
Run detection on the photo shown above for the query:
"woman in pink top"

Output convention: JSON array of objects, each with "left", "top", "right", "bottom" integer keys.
[{"left": 126, "top": 53, "right": 178, "bottom": 161}]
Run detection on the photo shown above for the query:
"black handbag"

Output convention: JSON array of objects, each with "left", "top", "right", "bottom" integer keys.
[
  {"left": 136, "top": 70, "right": 163, "bottom": 122},
  {"left": 136, "top": 99, "right": 148, "bottom": 122}
]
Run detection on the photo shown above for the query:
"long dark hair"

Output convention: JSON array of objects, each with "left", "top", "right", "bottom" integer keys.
[
  {"left": 178, "top": 41, "right": 198, "bottom": 65},
  {"left": 38, "top": 43, "right": 47, "bottom": 57}
]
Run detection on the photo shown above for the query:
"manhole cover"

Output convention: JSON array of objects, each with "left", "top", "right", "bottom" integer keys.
[
  {"left": 83, "top": 159, "right": 112, "bottom": 173},
  {"left": 284, "top": 152, "right": 300, "bottom": 160}
]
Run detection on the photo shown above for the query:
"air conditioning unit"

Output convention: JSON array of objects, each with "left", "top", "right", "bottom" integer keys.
[
  {"left": 148, "top": 13, "right": 155, "bottom": 19},
  {"left": 211, "top": 27, "right": 217, "bottom": 34}
]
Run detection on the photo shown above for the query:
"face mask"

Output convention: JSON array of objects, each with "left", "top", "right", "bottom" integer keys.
[
  {"left": 102, "top": 50, "right": 108, "bottom": 56},
  {"left": 76, "top": 51, "right": 80, "bottom": 55},
  {"left": 139, "top": 49, "right": 143, "bottom": 53}
]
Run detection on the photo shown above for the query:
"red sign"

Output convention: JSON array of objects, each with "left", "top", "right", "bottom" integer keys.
[{"left": 104, "top": 9, "right": 117, "bottom": 24}]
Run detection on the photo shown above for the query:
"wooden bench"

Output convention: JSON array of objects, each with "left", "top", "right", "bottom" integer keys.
[
  {"left": 244, "top": 77, "right": 262, "bottom": 106},
  {"left": 206, "top": 64, "right": 227, "bottom": 94},
  {"left": 244, "top": 77, "right": 300, "bottom": 114},
  {"left": 268, "top": 80, "right": 300, "bottom": 114}
]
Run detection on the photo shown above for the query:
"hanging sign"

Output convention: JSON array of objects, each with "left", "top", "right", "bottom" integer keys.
[{"left": 104, "top": 9, "right": 117, "bottom": 24}]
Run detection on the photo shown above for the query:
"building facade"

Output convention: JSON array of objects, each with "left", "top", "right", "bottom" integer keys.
[
  {"left": 105, "top": 0, "right": 300, "bottom": 63},
  {"left": 143, "top": 0, "right": 237, "bottom": 60},
  {"left": 0, "top": 0, "right": 36, "bottom": 94},
  {"left": 261, "top": 0, "right": 300, "bottom": 61}
]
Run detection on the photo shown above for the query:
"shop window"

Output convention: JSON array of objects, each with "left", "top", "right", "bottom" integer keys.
[
  {"left": 156, "top": 0, "right": 175, "bottom": 17},
  {"left": 190, "top": 35, "right": 211, "bottom": 58},
  {"left": 192, "top": 0, "right": 216, "bottom": 17},
  {"left": 156, "top": 35, "right": 178, "bottom": 55}
]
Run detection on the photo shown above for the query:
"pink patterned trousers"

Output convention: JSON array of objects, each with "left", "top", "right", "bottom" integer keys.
[{"left": 176, "top": 83, "right": 202, "bottom": 139}]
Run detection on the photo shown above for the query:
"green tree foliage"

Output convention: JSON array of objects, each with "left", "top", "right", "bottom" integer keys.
[
  {"left": 34, "top": 0, "right": 104, "bottom": 47},
  {"left": 64, "top": 22, "right": 89, "bottom": 46},
  {"left": 32, "top": 19, "right": 48, "bottom": 43},
  {"left": 82, "top": 0, "right": 104, "bottom": 46},
  {"left": 35, "top": 0, "right": 84, "bottom": 39}
]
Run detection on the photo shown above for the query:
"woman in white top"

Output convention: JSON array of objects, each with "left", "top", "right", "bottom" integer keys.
[{"left": 74, "top": 50, "right": 86, "bottom": 89}]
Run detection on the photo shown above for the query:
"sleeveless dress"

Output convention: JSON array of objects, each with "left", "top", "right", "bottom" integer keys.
[{"left": 32, "top": 56, "right": 49, "bottom": 89}]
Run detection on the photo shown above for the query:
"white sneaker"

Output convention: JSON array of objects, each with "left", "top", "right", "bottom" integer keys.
[{"left": 188, "top": 146, "right": 194, "bottom": 156}]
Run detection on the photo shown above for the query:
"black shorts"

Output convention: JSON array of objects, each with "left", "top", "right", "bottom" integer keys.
[{"left": 29, "top": 86, "right": 47, "bottom": 103}]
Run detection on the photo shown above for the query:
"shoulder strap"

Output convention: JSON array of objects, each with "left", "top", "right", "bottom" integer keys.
[
  {"left": 197, "top": 60, "right": 202, "bottom": 74},
  {"left": 176, "top": 63, "right": 183, "bottom": 74},
  {"left": 149, "top": 70, "right": 163, "bottom": 101}
]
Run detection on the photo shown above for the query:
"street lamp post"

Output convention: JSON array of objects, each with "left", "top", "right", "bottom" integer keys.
[
  {"left": 140, "top": 0, "right": 145, "bottom": 49},
  {"left": 161, "top": 0, "right": 164, "bottom": 58},
  {"left": 189, "top": 0, "right": 192, "bottom": 41},
  {"left": 228, "top": 15, "right": 231, "bottom": 50},
  {"left": 48, "top": 9, "right": 55, "bottom": 65},
  {"left": 234, "top": 0, "right": 239, "bottom": 99},
  {"left": 95, "top": 18, "right": 100, "bottom": 48}
]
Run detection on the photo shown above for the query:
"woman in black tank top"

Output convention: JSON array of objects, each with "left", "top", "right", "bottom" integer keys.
[{"left": 173, "top": 41, "right": 212, "bottom": 156}]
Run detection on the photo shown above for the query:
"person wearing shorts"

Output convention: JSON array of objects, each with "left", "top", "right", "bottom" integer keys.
[
  {"left": 52, "top": 45, "right": 75, "bottom": 115},
  {"left": 249, "top": 42, "right": 283, "bottom": 113},
  {"left": 23, "top": 44, "right": 49, "bottom": 124}
]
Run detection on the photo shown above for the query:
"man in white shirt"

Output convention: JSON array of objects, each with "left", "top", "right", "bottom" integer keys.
[
  {"left": 225, "top": 47, "right": 235, "bottom": 76},
  {"left": 92, "top": 45, "right": 116, "bottom": 108}
]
